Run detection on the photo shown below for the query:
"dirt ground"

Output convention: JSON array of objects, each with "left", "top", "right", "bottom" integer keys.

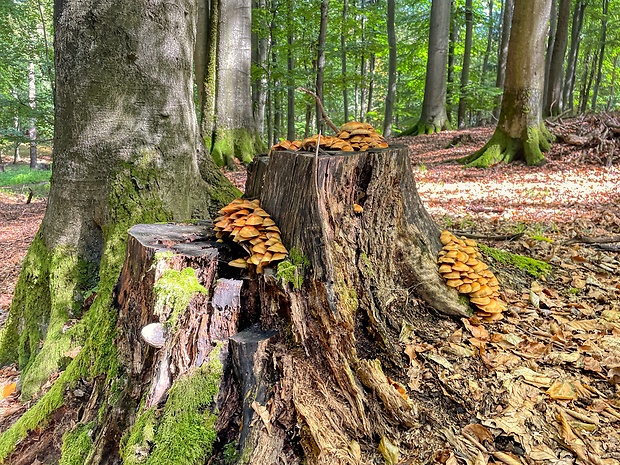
[{"left": 0, "top": 119, "right": 619, "bottom": 463}]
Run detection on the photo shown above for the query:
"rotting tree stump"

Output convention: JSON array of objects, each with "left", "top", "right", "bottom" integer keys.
[{"left": 102, "top": 146, "right": 477, "bottom": 464}]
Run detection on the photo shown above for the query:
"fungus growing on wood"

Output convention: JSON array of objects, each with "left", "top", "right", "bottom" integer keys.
[
  {"left": 269, "top": 122, "right": 389, "bottom": 153},
  {"left": 213, "top": 198, "right": 288, "bottom": 273},
  {"left": 438, "top": 230, "right": 506, "bottom": 322}
]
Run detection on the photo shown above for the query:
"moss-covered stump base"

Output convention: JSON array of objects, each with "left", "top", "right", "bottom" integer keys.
[
  {"left": 400, "top": 118, "right": 451, "bottom": 136},
  {"left": 88, "top": 223, "right": 247, "bottom": 463},
  {"left": 459, "top": 126, "right": 553, "bottom": 167}
]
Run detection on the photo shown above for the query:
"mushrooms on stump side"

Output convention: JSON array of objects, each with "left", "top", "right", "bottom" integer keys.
[{"left": 438, "top": 230, "right": 506, "bottom": 322}]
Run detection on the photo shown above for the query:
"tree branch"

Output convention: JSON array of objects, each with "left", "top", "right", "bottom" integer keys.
[{"left": 296, "top": 87, "right": 339, "bottom": 134}]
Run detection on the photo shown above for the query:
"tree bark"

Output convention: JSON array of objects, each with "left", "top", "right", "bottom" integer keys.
[
  {"left": 461, "top": 0, "right": 554, "bottom": 167},
  {"left": 493, "top": 0, "right": 513, "bottom": 119},
  {"left": 544, "top": 0, "right": 571, "bottom": 116},
  {"left": 590, "top": 0, "right": 609, "bottom": 111},
  {"left": 316, "top": 0, "right": 329, "bottom": 133},
  {"left": 562, "top": 0, "right": 586, "bottom": 112},
  {"left": 457, "top": 0, "right": 473, "bottom": 128},
  {"left": 28, "top": 61, "right": 37, "bottom": 170},
  {"left": 402, "top": 0, "right": 451, "bottom": 135},
  {"left": 341, "top": 0, "right": 350, "bottom": 123},
  {"left": 0, "top": 0, "right": 238, "bottom": 459},
  {"left": 201, "top": 0, "right": 264, "bottom": 167},
  {"left": 543, "top": 0, "right": 558, "bottom": 106},
  {"left": 383, "top": 0, "right": 396, "bottom": 137},
  {"left": 287, "top": 1, "right": 296, "bottom": 141},
  {"left": 251, "top": 0, "right": 269, "bottom": 138}
]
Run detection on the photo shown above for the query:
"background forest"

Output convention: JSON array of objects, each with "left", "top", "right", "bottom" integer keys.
[{"left": 1, "top": 0, "right": 619, "bottom": 158}]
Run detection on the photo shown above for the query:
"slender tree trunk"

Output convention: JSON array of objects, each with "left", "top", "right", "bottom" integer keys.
[
  {"left": 287, "top": 1, "right": 296, "bottom": 141},
  {"left": 581, "top": 49, "right": 597, "bottom": 113},
  {"left": 481, "top": 0, "right": 494, "bottom": 83},
  {"left": 316, "top": 0, "right": 329, "bottom": 133},
  {"left": 402, "top": 0, "right": 451, "bottom": 135},
  {"left": 461, "top": 0, "right": 553, "bottom": 167},
  {"left": 28, "top": 61, "right": 37, "bottom": 169},
  {"left": 544, "top": 0, "right": 570, "bottom": 116},
  {"left": 543, "top": 0, "right": 558, "bottom": 105},
  {"left": 0, "top": 1, "right": 238, "bottom": 460},
  {"left": 591, "top": 0, "right": 609, "bottom": 111},
  {"left": 252, "top": 0, "right": 269, "bottom": 138},
  {"left": 457, "top": 0, "right": 473, "bottom": 128},
  {"left": 446, "top": 0, "right": 457, "bottom": 122},
  {"left": 607, "top": 54, "right": 618, "bottom": 110},
  {"left": 383, "top": 0, "right": 396, "bottom": 137},
  {"left": 341, "top": 0, "right": 350, "bottom": 122},
  {"left": 365, "top": 53, "right": 375, "bottom": 121},
  {"left": 563, "top": 0, "right": 586, "bottom": 112},
  {"left": 494, "top": 0, "right": 514, "bottom": 119}
]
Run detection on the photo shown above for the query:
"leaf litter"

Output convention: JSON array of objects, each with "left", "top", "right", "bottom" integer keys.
[{"left": 0, "top": 118, "right": 619, "bottom": 463}]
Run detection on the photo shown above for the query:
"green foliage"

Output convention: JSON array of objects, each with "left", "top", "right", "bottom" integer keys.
[
  {"left": 153, "top": 268, "right": 208, "bottom": 330},
  {"left": 478, "top": 244, "right": 552, "bottom": 279},
  {"left": 0, "top": 162, "right": 51, "bottom": 197},
  {"left": 276, "top": 248, "right": 310, "bottom": 290}
]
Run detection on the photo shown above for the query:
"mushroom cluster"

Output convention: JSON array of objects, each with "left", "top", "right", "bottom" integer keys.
[
  {"left": 270, "top": 121, "right": 388, "bottom": 153},
  {"left": 214, "top": 198, "right": 288, "bottom": 273},
  {"left": 438, "top": 230, "right": 506, "bottom": 322}
]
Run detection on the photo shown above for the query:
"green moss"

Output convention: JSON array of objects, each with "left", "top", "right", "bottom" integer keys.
[
  {"left": 276, "top": 248, "right": 310, "bottom": 290},
  {"left": 401, "top": 118, "right": 451, "bottom": 136},
  {"left": 0, "top": 162, "right": 174, "bottom": 460},
  {"left": 222, "top": 442, "right": 239, "bottom": 464},
  {"left": 0, "top": 234, "right": 94, "bottom": 401},
  {"left": 153, "top": 268, "right": 208, "bottom": 330},
  {"left": 58, "top": 422, "right": 95, "bottom": 465},
  {"left": 478, "top": 244, "right": 552, "bottom": 278},
  {"left": 122, "top": 347, "right": 223, "bottom": 465},
  {"left": 359, "top": 253, "right": 374, "bottom": 277},
  {"left": 210, "top": 128, "right": 265, "bottom": 168}
]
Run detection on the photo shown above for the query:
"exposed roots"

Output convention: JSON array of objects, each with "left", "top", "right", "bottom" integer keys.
[
  {"left": 401, "top": 118, "right": 451, "bottom": 136},
  {"left": 459, "top": 125, "right": 554, "bottom": 168}
]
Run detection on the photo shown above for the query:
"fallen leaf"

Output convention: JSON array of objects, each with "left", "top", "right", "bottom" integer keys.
[
  {"left": 378, "top": 436, "right": 399, "bottom": 465},
  {"left": 546, "top": 379, "right": 578, "bottom": 401}
]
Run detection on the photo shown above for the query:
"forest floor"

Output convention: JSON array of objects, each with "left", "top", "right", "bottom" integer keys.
[{"left": 0, "top": 116, "right": 619, "bottom": 463}]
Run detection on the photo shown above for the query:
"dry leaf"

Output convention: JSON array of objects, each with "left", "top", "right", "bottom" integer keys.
[
  {"left": 378, "top": 436, "right": 399, "bottom": 465},
  {"left": 0, "top": 383, "right": 16, "bottom": 400},
  {"left": 251, "top": 401, "right": 272, "bottom": 435},
  {"left": 546, "top": 379, "right": 578, "bottom": 400}
]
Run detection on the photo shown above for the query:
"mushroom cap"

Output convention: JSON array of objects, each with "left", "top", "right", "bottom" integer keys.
[
  {"left": 471, "top": 285, "right": 492, "bottom": 298},
  {"left": 245, "top": 214, "right": 264, "bottom": 226},
  {"left": 341, "top": 121, "right": 366, "bottom": 132},
  {"left": 446, "top": 279, "right": 463, "bottom": 288},
  {"left": 443, "top": 271, "right": 461, "bottom": 279},
  {"left": 253, "top": 243, "right": 267, "bottom": 254},
  {"left": 459, "top": 283, "right": 473, "bottom": 294},
  {"left": 456, "top": 251, "right": 469, "bottom": 263},
  {"left": 477, "top": 299, "right": 504, "bottom": 314},
  {"left": 482, "top": 312, "right": 504, "bottom": 322},
  {"left": 228, "top": 258, "right": 248, "bottom": 268},
  {"left": 470, "top": 296, "right": 491, "bottom": 306},
  {"left": 268, "top": 243, "right": 288, "bottom": 254},
  {"left": 353, "top": 204, "right": 364, "bottom": 214},
  {"left": 438, "top": 264, "right": 453, "bottom": 274},
  {"left": 239, "top": 225, "right": 260, "bottom": 239},
  {"left": 451, "top": 262, "right": 470, "bottom": 272},
  {"left": 271, "top": 252, "right": 287, "bottom": 261},
  {"left": 469, "top": 282, "right": 481, "bottom": 293}
]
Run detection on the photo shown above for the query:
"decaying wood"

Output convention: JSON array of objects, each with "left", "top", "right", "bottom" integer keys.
[
  {"left": 91, "top": 224, "right": 243, "bottom": 461},
  {"left": 564, "top": 234, "right": 620, "bottom": 245}
]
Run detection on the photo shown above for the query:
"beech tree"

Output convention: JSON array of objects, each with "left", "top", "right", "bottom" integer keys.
[
  {"left": 460, "top": 0, "right": 554, "bottom": 167},
  {"left": 0, "top": 0, "right": 237, "bottom": 461},
  {"left": 401, "top": 0, "right": 451, "bottom": 135},
  {"left": 196, "top": 0, "right": 264, "bottom": 168}
]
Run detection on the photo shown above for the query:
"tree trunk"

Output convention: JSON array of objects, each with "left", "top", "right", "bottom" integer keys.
[
  {"left": 562, "top": 0, "right": 586, "bottom": 112},
  {"left": 365, "top": 53, "right": 375, "bottom": 121},
  {"left": 461, "top": 0, "right": 553, "bottom": 167},
  {"left": 457, "top": 0, "right": 473, "bottom": 129},
  {"left": 287, "top": 1, "right": 296, "bottom": 141},
  {"left": 383, "top": 0, "right": 396, "bottom": 137},
  {"left": 0, "top": 0, "right": 238, "bottom": 459},
  {"left": 543, "top": 0, "right": 557, "bottom": 106},
  {"left": 402, "top": 0, "right": 451, "bottom": 135},
  {"left": 251, "top": 0, "right": 269, "bottom": 138},
  {"left": 493, "top": 0, "right": 514, "bottom": 119},
  {"left": 341, "top": 0, "right": 350, "bottom": 123},
  {"left": 201, "top": 0, "right": 264, "bottom": 168},
  {"left": 28, "top": 61, "right": 37, "bottom": 170},
  {"left": 446, "top": 0, "right": 457, "bottom": 122},
  {"left": 590, "top": 0, "right": 609, "bottom": 111},
  {"left": 544, "top": 0, "right": 570, "bottom": 116},
  {"left": 481, "top": 0, "right": 494, "bottom": 84},
  {"left": 315, "top": 0, "right": 329, "bottom": 134},
  {"left": 607, "top": 54, "right": 618, "bottom": 110}
]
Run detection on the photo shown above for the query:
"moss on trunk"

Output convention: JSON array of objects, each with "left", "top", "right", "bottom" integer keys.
[
  {"left": 401, "top": 117, "right": 451, "bottom": 136},
  {"left": 209, "top": 128, "right": 265, "bottom": 168},
  {"left": 459, "top": 124, "right": 553, "bottom": 167},
  {"left": 120, "top": 347, "right": 223, "bottom": 465}
]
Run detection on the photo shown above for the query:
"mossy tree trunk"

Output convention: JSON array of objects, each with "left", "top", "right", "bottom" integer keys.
[
  {"left": 0, "top": 0, "right": 238, "bottom": 461},
  {"left": 401, "top": 0, "right": 451, "bottom": 136},
  {"left": 197, "top": 0, "right": 264, "bottom": 168},
  {"left": 460, "top": 0, "right": 554, "bottom": 167}
]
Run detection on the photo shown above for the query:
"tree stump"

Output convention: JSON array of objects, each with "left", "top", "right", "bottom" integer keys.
[{"left": 216, "top": 146, "right": 472, "bottom": 464}]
